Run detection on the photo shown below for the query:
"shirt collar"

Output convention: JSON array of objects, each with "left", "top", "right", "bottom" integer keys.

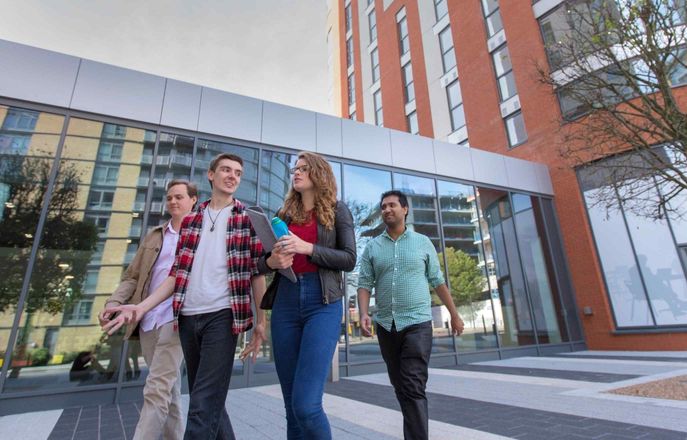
[
  {"left": 166, "top": 221, "right": 179, "bottom": 235},
  {"left": 382, "top": 226, "right": 409, "bottom": 242}
]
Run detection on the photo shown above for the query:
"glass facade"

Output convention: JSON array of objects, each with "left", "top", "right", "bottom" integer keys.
[
  {"left": 0, "top": 102, "right": 582, "bottom": 407},
  {"left": 579, "top": 151, "right": 687, "bottom": 329}
]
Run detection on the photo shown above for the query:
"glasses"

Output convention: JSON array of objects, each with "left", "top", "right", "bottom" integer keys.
[{"left": 289, "top": 164, "right": 311, "bottom": 174}]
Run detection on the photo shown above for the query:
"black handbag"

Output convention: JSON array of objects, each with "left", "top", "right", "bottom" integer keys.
[{"left": 260, "top": 274, "right": 280, "bottom": 310}]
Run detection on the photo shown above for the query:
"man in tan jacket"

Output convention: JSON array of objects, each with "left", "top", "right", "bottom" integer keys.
[{"left": 99, "top": 179, "right": 197, "bottom": 440}]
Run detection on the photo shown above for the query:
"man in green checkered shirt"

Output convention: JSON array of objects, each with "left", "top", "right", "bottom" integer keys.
[{"left": 357, "top": 190, "right": 464, "bottom": 440}]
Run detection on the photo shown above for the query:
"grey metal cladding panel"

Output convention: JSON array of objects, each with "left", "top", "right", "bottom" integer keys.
[
  {"left": 0, "top": 39, "right": 80, "bottom": 108},
  {"left": 390, "top": 130, "right": 435, "bottom": 174},
  {"left": 160, "top": 79, "right": 202, "bottom": 131},
  {"left": 261, "top": 101, "right": 316, "bottom": 151},
  {"left": 197, "top": 87, "right": 263, "bottom": 142},
  {"left": 316, "top": 113, "right": 343, "bottom": 157},
  {"left": 71, "top": 60, "right": 166, "bottom": 124},
  {"left": 433, "top": 140, "right": 475, "bottom": 182},
  {"left": 535, "top": 163, "right": 554, "bottom": 195},
  {"left": 341, "top": 119, "right": 392, "bottom": 165},
  {"left": 470, "top": 148, "right": 509, "bottom": 188},
  {"left": 503, "top": 156, "right": 542, "bottom": 194}
]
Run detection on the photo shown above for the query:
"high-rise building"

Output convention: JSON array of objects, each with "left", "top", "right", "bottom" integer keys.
[{"left": 329, "top": 0, "right": 687, "bottom": 349}]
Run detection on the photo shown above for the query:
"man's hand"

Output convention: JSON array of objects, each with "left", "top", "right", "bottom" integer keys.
[
  {"left": 101, "top": 304, "right": 142, "bottom": 335},
  {"left": 360, "top": 313, "right": 372, "bottom": 337},
  {"left": 450, "top": 313, "right": 465, "bottom": 336},
  {"left": 98, "top": 306, "right": 116, "bottom": 327},
  {"left": 240, "top": 322, "right": 267, "bottom": 362}
]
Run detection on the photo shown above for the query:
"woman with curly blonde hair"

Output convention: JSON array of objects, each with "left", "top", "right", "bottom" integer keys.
[{"left": 251, "top": 151, "right": 356, "bottom": 439}]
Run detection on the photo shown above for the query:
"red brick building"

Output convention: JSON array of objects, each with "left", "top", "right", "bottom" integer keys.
[{"left": 329, "top": 0, "right": 687, "bottom": 350}]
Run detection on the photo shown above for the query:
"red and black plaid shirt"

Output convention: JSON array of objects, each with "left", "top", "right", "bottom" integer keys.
[{"left": 170, "top": 199, "right": 263, "bottom": 334}]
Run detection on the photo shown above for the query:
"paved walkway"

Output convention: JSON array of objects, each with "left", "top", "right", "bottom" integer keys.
[{"left": 1, "top": 351, "right": 686, "bottom": 439}]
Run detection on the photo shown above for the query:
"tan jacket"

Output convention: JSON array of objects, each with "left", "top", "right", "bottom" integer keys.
[{"left": 105, "top": 221, "right": 169, "bottom": 339}]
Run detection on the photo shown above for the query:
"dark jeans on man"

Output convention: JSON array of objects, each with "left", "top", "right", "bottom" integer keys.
[
  {"left": 178, "top": 308, "right": 238, "bottom": 440},
  {"left": 377, "top": 320, "right": 433, "bottom": 440}
]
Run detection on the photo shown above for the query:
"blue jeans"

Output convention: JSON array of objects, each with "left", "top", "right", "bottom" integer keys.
[
  {"left": 271, "top": 272, "right": 343, "bottom": 440},
  {"left": 178, "top": 309, "right": 237, "bottom": 440}
]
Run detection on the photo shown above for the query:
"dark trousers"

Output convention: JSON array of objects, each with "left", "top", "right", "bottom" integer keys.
[
  {"left": 178, "top": 308, "right": 238, "bottom": 440},
  {"left": 377, "top": 320, "right": 433, "bottom": 440}
]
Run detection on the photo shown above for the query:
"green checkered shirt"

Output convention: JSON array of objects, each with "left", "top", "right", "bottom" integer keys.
[{"left": 358, "top": 228, "right": 445, "bottom": 331}]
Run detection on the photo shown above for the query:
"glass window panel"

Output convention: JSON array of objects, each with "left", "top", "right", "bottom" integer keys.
[
  {"left": 581, "top": 183, "right": 654, "bottom": 327},
  {"left": 619, "top": 184, "right": 687, "bottom": 326},
  {"left": 434, "top": 0, "right": 448, "bottom": 20},
  {"left": 447, "top": 81, "right": 462, "bottom": 108},
  {"left": 443, "top": 50, "right": 457, "bottom": 74},
  {"left": 371, "top": 48, "right": 380, "bottom": 83},
  {"left": 481, "top": 0, "right": 499, "bottom": 16},
  {"left": 438, "top": 181, "right": 498, "bottom": 351},
  {"left": 439, "top": 27, "right": 453, "bottom": 52},
  {"left": 493, "top": 46, "right": 512, "bottom": 77},
  {"left": 476, "top": 187, "right": 537, "bottom": 347},
  {"left": 146, "top": 133, "right": 194, "bottom": 229},
  {"left": 451, "top": 105, "right": 466, "bottom": 131},
  {"left": 193, "top": 140, "right": 258, "bottom": 204},
  {"left": 4, "top": 116, "right": 156, "bottom": 392},
  {"left": 506, "top": 112, "right": 527, "bottom": 146},
  {"left": 368, "top": 9, "right": 377, "bottom": 42},
  {"left": 259, "top": 150, "right": 297, "bottom": 218},
  {"left": 498, "top": 71, "right": 518, "bottom": 100},
  {"left": 398, "top": 17, "right": 410, "bottom": 54},
  {"left": 540, "top": 198, "right": 583, "bottom": 340},
  {"left": 407, "top": 111, "right": 419, "bottom": 134},
  {"left": 485, "top": 8, "right": 504, "bottom": 36},
  {"left": 348, "top": 74, "right": 356, "bottom": 104},
  {"left": 345, "top": 4, "right": 352, "bottom": 32},
  {"left": 373, "top": 91, "right": 383, "bottom": 126},
  {"left": 343, "top": 164, "right": 392, "bottom": 363},
  {"left": 511, "top": 194, "right": 567, "bottom": 343},
  {"left": 346, "top": 37, "right": 354, "bottom": 68},
  {"left": 0, "top": 105, "right": 64, "bottom": 370}
]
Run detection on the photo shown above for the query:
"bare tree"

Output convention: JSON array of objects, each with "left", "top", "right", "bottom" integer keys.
[{"left": 537, "top": 0, "right": 687, "bottom": 218}]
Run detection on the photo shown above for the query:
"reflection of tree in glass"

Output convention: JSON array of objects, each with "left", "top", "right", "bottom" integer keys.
[
  {"left": 435, "top": 247, "right": 485, "bottom": 321},
  {"left": 0, "top": 154, "right": 98, "bottom": 360},
  {"left": 346, "top": 199, "right": 383, "bottom": 267}
]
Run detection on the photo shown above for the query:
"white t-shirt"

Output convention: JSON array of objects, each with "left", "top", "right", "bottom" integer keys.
[{"left": 181, "top": 205, "right": 233, "bottom": 316}]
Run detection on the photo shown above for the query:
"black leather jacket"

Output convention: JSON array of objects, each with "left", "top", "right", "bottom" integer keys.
[{"left": 257, "top": 202, "right": 357, "bottom": 304}]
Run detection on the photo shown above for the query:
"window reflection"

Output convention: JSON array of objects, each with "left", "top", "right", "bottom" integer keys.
[
  {"left": 3, "top": 117, "right": 155, "bottom": 392},
  {"left": 438, "top": 181, "right": 498, "bottom": 351},
  {"left": 146, "top": 133, "right": 194, "bottom": 230},
  {"left": 477, "top": 188, "right": 536, "bottom": 347},
  {"left": 194, "top": 140, "right": 258, "bottom": 204},
  {"left": 0, "top": 106, "right": 65, "bottom": 379},
  {"left": 511, "top": 194, "right": 566, "bottom": 343},
  {"left": 343, "top": 164, "right": 391, "bottom": 363}
]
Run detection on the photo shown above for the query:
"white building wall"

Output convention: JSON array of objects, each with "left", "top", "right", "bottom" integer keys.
[{"left": 0, "top": 38, "right": 554, "bottom": 196}]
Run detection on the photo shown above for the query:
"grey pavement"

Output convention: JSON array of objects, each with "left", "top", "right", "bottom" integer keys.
[{"left": 1, "top": 351, "right": 686, "bottom": 439}]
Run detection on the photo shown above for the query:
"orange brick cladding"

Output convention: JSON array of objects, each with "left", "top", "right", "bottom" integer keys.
[{"left": 334, "top": 0, "right": 687, "bottom": 350}]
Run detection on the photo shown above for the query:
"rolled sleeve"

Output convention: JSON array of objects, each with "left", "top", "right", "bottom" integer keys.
[
  {"left": 425, "top": 240, "right": 445, "bottom": 288},
  {"left": 249, "top": 223, "right": 264, "bottom": 276}
]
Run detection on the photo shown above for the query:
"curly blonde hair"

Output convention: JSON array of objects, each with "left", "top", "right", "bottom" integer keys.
[{"left": 280, "top": 152, "right": 337, "bottom": 230}]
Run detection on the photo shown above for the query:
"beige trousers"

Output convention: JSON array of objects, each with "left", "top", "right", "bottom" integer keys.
[{"left": 133, "top": 321, "right": 184, "bottom": 440}]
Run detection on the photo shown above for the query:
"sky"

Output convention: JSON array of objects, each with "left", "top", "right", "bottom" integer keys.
[{"left": 0, "top": 0, "right": 333, "bottom": 114}]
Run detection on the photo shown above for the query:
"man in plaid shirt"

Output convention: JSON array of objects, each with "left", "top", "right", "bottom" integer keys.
[{"left": 103, "top": 152, "right": 266, "bottom": 440}]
